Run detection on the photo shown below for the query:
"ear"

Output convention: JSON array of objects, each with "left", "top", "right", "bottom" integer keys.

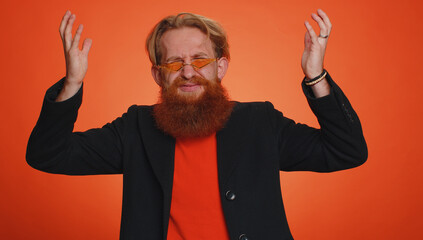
[
  {"left": 151, "top": 66, "right": 163, "bottom": 87},
  {"left": 217, "top": 57, "right": 229, "bottom": 81}
]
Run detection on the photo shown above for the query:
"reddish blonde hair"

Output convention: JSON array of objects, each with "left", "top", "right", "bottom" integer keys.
[{"left": 146, "top": 13, "right": 230, "bottom": 66}]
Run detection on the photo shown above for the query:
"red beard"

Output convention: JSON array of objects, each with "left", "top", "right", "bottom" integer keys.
[{"left": 153, "top": 76, "right": 234, "bottom": 138}]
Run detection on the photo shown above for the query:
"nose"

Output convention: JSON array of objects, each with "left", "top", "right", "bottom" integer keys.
[{"left": 180, "top": 64, "right": 196, "bottom": 79}]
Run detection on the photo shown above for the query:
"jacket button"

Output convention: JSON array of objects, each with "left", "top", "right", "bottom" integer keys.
[
  {"left": 225, "top": 190, "right": 236, "bottom": 201},
  {"left": 239, "top": 234, "right": 249, "bottom": 240}
]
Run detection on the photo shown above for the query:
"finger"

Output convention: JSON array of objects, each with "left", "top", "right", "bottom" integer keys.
[
  {"left": 304, "top": 21, "right": 318, "bottom": 43},
  {"left": 311, "top": 13, "right": 328, "bottom": 38},
  {"left": 59, "top": 10, "right": 71, "bottom": 40},
  {"left": 64, "top": 14, "right": 76, "bottom": 51},
  {"left": 71, "top": 24, "right": 83, "bottom": 50},
  {"left": 82, "top": 38, "right": 93, "bottom": 56},
  {"left": 317, "top": 9, "right": 332, "bottom": 35},
  {"left": 304, "top": 31, "right": 311, "bottom": 49}
]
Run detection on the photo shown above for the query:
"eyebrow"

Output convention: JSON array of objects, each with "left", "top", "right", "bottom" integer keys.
[{"left": 165, "top": 52, "right": 210, "bottom": 63}]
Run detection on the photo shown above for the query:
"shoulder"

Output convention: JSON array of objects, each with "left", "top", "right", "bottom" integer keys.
[
  {"left": 122, "top": 104, "right": 156, "bottom": 124},
  {"left": 232, "top": 101, "right": 275, "bottom": 113},
  {"left": 229, "top": 101, "right": 281, "bottom": 127},
  {"left": 126, "top": 104, "right": 154, "bottom": 113},
  {"left": 107, "top": 105, "right": 154, "bottom": 125},
  {"left": 230, "top": 101, "right": 292, "bottom": 134}
]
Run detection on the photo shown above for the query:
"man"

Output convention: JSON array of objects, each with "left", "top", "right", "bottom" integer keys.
[{"left": 27, "top": 10, "right": 367, "bottom": 240}]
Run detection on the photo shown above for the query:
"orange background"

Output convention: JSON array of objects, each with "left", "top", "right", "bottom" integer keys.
[{"left": 1, "top": 0, "right": 422, "bottom": 239}]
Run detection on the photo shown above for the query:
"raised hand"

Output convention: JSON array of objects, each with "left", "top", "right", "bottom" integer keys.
[
  {"left": 56, "top": 10, "right": 92, "bottom": 102},
  {"left": 301, "top": 9, "right": 332, "bottom": 80}
]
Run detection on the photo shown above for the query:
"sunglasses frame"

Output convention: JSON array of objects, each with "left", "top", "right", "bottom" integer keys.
[{"left": 156, "top": 58, "right": 217, "bottom": 72}]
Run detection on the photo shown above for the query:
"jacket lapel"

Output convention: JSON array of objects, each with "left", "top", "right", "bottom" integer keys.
[
  {"left": 137, "top": 106, "right": 175, "bottom": 239},
  {"left": 137, "top": 106, "right": 175, "bottom": 193},
  {"left": 217, "top": 102, "right": 250, "bottom": 185}
]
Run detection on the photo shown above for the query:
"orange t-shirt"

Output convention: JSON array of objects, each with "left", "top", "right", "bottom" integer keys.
[{"left": 167, "top": 133, "right": 230, "bottom": 240}]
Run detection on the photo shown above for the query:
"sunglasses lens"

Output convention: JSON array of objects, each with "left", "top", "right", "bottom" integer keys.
[
  {"left": 192, "top": 58, "right": 214, "bottom": 68},
  {"left": 166, "top": 62, "right": 183, "bottom": 71}
]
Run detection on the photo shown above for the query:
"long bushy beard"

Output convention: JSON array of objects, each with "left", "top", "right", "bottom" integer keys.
[{"left": 153, "top": 76, "right": 234, "bottom": 139}]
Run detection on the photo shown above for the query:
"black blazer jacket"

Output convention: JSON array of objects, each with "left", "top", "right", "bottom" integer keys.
[{"left": 27, "top": 74, "right": 367, "bottom": 240}]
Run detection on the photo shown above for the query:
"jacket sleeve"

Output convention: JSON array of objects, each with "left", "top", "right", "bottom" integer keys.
[
  {"left": 26, "top": 78, "right": 125, "bottom": 175},
  {"left": 272, "top": 73, "right": 368, "bottom": 172}
]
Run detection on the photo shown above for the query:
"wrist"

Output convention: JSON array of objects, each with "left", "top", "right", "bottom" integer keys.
[
  {"left": 310, "top": 78, "right": 330, "bottom": 98},
  {"left": 65, "top": 75, "right": 83, "bottom": 86},
  {"left": 56, "top": 80, "right": 82, "bottom": 102},
  {"left": 305, "top": 69, "right": 327, "bottom": 86}
]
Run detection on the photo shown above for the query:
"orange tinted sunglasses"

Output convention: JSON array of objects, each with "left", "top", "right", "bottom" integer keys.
[{"left": 157, "top": 58, "right": 217, "bottom": 72}]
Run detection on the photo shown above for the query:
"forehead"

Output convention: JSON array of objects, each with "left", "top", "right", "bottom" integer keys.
[{"left": 160, "top": 27, "right": 215, "bottom": 61}]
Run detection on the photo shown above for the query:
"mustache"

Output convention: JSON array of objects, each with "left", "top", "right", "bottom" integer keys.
[{"left": 171, "top": 76, "right": 210, "bottom": 87}]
